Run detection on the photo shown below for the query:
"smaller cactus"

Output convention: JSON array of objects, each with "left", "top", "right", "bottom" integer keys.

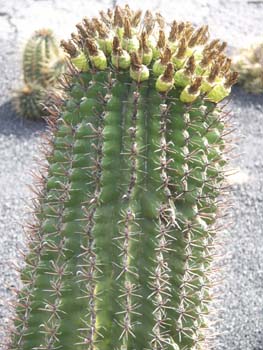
[
  {"left": 13, "top": 84, "right": 47, "bottom": 121},
  {"left": 14, "top": 29, "right": 65, "bottom": 120},
  {"left": 23, "top": 28, "right": 64, "bottom": 87},
  {"left": 232, "top": 40, "right": 263, "bottom": 93}
]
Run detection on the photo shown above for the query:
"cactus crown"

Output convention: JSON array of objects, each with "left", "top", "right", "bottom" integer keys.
[
  {"left": 61, "top": 5, "right": 237, "bottom": 101},
  {"left": 7, "top": 5, "right": 237, "bottom": 350}
]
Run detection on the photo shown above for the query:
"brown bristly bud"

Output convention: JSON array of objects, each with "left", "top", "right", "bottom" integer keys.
[
  {"left": 200, "top": 50, "right": 216, "bottom": 67},
  {"left": 124, "top": 17, "right": 132, "bottom": 38},
  {"left": 93, "top": 18, "right": 108, "bottom": 38},
  {"left": 185, "top": 21, "right": 193, "bottom": 29},
  {"left": 131, "top": 10, "right": 142, "bottom": 27},
  {"left": 189, "top": 77, "right": 202, "bottom": 94},
  {"left": 177, "top": 22, "right": 185, "bottom": 37},
  {"left": 156, "top": 12, "right": 165, "bottom": 28},
  {"left": 169, "top": 20, "right": 178, "bottom": 42},
  {"left": 92, "top": 17, "right": 100, "bottom": 28},
  {"left": 204, "top": 39, "right": 220, "bottom": 53},
  {"left": 160, "top": 47, "right": 172, "bottom": 65},
  {"left": 130, "top": 52, "right": 142, "bottom": 70},
  {"left": 157, "top": 30, "right": 166, "bottom": 49},
  {"left": 144, "top": 10, "right": 155, "bottom": 34},
  {"left": 99, "top": 10, "right": 112, "bottom": 27},
  {"left": 216, "top": 41, "right": 227, "bottom": 54},
  {"left": 114, "top": 5, "right": 123, "bottom": 27},
  {"left": 216, "top": 54, "right": 226, "bottom": 66},
  {"left": 188, "top": 26, "right": 207, "bottom": 47},
  {"left": 71, "top": 33, "right": 81, "bottom": 46},
  {"left": 107, "top": 8, "right": 113, "bottom": 19},
  {"left": 225, "top": 71, "right": 238, "bottom": 88},
  {"left": 112, "top": 36, "right": 122, "bottom": 55},
  {"left": 221, "top": 57, "right": 232, "bottom": 74},
  {"left": 76, "top": 23, "right": 88, "bottom": 39},
  {"left": 83, "top": 17, "right": 96, "bottom": 37},
  {"left": 124, "top": 4, "right": 133, "bottom": 18},
  {"left": 176, "top": 38, "right": 187, "bottom": 58},
  {"left": 184, "top": 26, "right": 195, "bottom": 42},
  {"left": 185, "top": 55, "right": 196, "bottom": 75},
  {"left": 139, "top": 32, "right": 150, "bottom": 52},
  {"left": 198, "top": 25, "right": 209, "bottom": 45},
  {"left": 61, "top": 40, "right": 77, "bottom": 57},
  {"left": 85, "top": 38, "right": 98, "bottom": 56},
  {"left": 208, "top": 63, "right": 220, "bottom": 83},
  {"left": 162, "top": 62, "right": 174, "bottom": 82}
]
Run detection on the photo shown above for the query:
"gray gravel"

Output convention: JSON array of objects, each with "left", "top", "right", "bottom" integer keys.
[{"left": 0, "top": 0, "right": 263, "bottom": 349}]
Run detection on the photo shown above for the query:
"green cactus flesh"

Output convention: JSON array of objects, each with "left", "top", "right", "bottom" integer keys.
[
  {"left": 13, "top": 84, "right": 47, "bottom": 121},
  {"left": 15, "top": 29, "right": 65, "bottom": 120},
  {"left": 22, "top": 28, "right": 64, "bottom": 87},
  {"left": 8, "top": 5, "right": 237, "bottom": 350}
]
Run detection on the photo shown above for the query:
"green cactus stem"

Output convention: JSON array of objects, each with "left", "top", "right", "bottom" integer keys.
[
  {"left": 23, "top": 28, "right": 65, "bottom": 87},
  {"left": 7, "top": 5, "right": 237, "bottom": 350},
  {"left": 14, "top": 28, "right": 65, "bottom": 120},
  {"left": 13, "top": 84, "right": 47, "bottom": 121}
]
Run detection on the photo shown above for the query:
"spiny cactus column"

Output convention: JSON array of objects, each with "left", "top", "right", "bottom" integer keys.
[
  {"left": 14, "top": 29, "right": 65, "bottom": 120},
  {"left": 23, "top": 29, "right": 64, "bottom": 87},
  {"left": 7, "top": 5, "right": 237, "bottom": 350}
]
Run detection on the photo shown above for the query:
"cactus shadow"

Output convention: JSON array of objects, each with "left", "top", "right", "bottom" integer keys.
[
  {"left": 231, "top": 85, "right": 263, "bottom": 109},
  {"left": 0, "top": 100, "right": 46, "bottom": 138}
]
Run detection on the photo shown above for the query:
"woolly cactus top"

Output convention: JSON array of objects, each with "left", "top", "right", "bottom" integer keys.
[{"left": 61, "top": 4, "right": 237, "bottom": 103}]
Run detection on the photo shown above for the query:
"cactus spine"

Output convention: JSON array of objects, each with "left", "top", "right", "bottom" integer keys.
[
  {"left": 14, "top": 29, "right": 65, "bottom": 120},
  {"left": 7, "top": 5, "right": 237, "bottom": 350}
]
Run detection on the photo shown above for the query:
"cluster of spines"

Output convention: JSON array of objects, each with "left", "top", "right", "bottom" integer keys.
[
  {"left": 163, "top": 96, "right": 229, "bottom": 349},
  {"left": 76, "top": 76, "right": 107, "bottom": 348},
  {"left": 14, "top": 29, "right": 65, "bottom": 120},
  {"left": 114, "top": 89, "right": 141, "bottom": 345},
  {"left": 6, "top": 5, "right": 237, "bottom": 350},
  {"left": 61, "top": 5, "right": 237, "bottom": 103}
]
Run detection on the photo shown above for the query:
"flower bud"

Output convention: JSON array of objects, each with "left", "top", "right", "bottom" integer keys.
[
  {"left": 156, "top": 63, "right": 175, "bottom": 92},
  {"left": 111, "top": 36, "right": 131, "bottom": 69},
  {"left": 180, "top": 77, "right": 202, "bottom": 103},
  {"left": 130, "top": 52, "right": 149, "bottom": 82}
]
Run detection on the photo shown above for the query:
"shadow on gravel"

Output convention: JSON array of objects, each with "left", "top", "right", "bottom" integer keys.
[
  {"left": 231, "top": 86, "right": 263, "bottom": 110},
  {"left": 0, "top": 100, "right": 46, "bottom": 137}
]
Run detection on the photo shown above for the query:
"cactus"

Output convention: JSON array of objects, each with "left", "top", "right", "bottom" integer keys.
[
  {"left": 13, "top": 84, "right": 47, "bottom": 121},
  {"left": 14, "top": 29, "right": 65, "bottom": 120},
  {"left": 6, "top": 5, "right": 238, "bottom": 350},
  {"left": 232, "top": 40, "right": 263, "bottom": 94},
  {"left": 23, "top": 28, "right": 64, "bottom": 87}
]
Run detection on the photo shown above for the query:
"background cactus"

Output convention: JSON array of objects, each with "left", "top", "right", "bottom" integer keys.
[
  {"left": 6, "top": 5, "right": 237, "bottom": 350},
  {"left": 232, "top": 40, "right": 263, "bottom": 94},
  {"left": 13, "top": 84, "right": 47, "bottom": 121},
  {"left": 14, "top": 28, "right": 65, "bottom": 120}
]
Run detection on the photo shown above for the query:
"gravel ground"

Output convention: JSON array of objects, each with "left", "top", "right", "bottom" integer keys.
[{"left": 0, "top": 0, "right": 263, "bottom": 349}]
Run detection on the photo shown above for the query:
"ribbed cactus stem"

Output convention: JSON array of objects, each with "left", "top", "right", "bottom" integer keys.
[
  {"left": 7, "top": 5, "right": 238, "bottom": 350},
  {"left": 14, "top": 29, "right": 65, "bottom": 120},
  {"left": 23, "top": 29, "right": 63, "bottom": 87}
]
